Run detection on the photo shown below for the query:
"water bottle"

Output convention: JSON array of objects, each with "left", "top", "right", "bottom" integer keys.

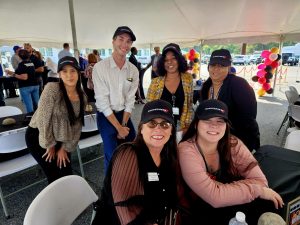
[{"left": 228, "top": 211, "right": 248, "bottom": 225}]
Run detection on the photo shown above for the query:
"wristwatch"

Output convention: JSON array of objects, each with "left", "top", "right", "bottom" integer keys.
[{"left": 122, "top": 122, "right": 127, "bottom": 127}]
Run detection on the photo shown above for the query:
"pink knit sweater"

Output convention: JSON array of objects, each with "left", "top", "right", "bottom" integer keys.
[{"left": 178, "top": 138, "right": 268, "bottom": 208}]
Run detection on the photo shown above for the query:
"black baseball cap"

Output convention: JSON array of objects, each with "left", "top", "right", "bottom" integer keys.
[
  {"left": 162, "top": 43, "right": 181, "bottom": 56},
  {"left": 141, "top": 100, "right": 174, "bottom": 126},
  {"left": 209, "top": 49, "right": 232, "bottom": 66},
  {"left": 196, "top": 99, "right": 229, "bottom": 121},
  {"left": 113, "top": 26, "right": 136, "bottom": 41},
  {"left": 57, "top": 56, "right": 80, "bottom": 73}
]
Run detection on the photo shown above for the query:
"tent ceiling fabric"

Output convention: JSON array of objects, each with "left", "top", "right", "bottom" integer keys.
[{"left": 1, "top": 0, "right": 300, "bottom": 48}]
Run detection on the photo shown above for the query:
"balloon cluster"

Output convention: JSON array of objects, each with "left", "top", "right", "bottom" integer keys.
[
  {"left": 185, "top": 49, "right": 200, "bottom": 78},
  {"left": 251, "top": 47, "right": 281, "bottom": 96}
]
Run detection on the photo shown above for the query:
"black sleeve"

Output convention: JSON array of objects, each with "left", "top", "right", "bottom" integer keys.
[{"left": 15, "top": 63, "right": 25, "bottom": 74}]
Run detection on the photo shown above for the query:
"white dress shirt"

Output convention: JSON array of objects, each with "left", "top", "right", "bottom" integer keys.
[{"left": 93, "top": 56, "right": 139, "bottom": 117}]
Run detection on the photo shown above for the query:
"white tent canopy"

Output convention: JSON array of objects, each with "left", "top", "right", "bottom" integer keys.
[{"left": 1, "top": 0, "right": 300, "bottom": 49}]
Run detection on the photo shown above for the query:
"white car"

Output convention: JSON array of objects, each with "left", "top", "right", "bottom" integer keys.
[{"left": 232, "top": 55, "right": 247, "bottom": 65}]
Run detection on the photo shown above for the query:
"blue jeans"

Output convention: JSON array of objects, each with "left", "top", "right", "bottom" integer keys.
[
  {"left": 19, "top": 85, "right": 40, "bottom": 113},
  {"left": 96, "top": 111, "right": 136, "bottom": 173}
]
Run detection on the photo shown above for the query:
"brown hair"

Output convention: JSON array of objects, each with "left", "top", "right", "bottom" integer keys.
[{"left": 88, "top": 53, "right": 97, "bottom": 64}]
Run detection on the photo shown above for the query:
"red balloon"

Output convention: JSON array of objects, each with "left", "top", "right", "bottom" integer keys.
[
  {"left": 271, "top": 61, "right": 279, "bottom": 68},
  {"left": 258, "top": 77, "right": 266, "bottom": 84},
  {"left": 264, "top": 58, "right": 273, "bottom": 65},
  {"left": 189, "top": 49, "right": 196, "bottom": 55},
  {"left": 262, "top": 83, "right": 271, "bottom": 91},
  {"left": 189, "top": 55, "right": 195, "bottom": 61}
]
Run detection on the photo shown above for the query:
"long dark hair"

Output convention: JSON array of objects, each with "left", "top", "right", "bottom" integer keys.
[
  {"left": 157, "top": 50, "right": 188, "bottom": 76},
  {"left": 59, "top": 71, "right": 85, "bottom": 126},
  {"left": 181, "top": 117, "right": 246, "bottom": 177}
]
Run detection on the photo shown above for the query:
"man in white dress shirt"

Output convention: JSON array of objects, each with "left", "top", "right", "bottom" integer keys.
[{"left": 93, "top": 26, "right": 139, "bottom": 172}]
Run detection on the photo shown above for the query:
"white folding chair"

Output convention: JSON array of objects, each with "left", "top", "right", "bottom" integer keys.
[
  {"left": 23, "top": 175, "right": 98, "bottom": 225},
  {"left": 289, "top": 85, "right": 300, "bottom": 97},
  {"left": 284, "top": 130, "right": 300, "bottom": 152},
  {"left": 0, "top": 106, "right": 22, "bottom": 117},
  {"left": 0, "top": 128, "right": 38, "bottom": 218},
  {"left": 277, "top": 90, "right": 299, "bottom": 135},
  {"left": 77, "top": 114, "right": 103, "bottom": 178}
]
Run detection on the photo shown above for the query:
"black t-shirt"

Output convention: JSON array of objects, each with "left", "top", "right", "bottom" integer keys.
[
  {"left": 30, "top": 54, "right": 43, "bottom": 78},
  {"left": 15, "top": 60, "right": 38, "bottom": 88},
  {"left": 161, "top": 80, "right": 184, "bottom": 128}
]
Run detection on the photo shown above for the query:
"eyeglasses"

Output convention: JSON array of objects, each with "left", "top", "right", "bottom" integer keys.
[{"left": 146, "top": 120, "right": 172, "bottom": 130}]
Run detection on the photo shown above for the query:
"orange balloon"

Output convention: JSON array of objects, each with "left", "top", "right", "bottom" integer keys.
[
  {"left": 270, "top": 47, "right": 279, "bottom": 54},
  {"left": 257, "top": 89, "right": 266, "bottom": 97}
]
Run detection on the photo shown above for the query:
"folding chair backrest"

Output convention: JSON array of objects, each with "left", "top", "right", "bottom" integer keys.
[
  {"left": 23, "top": 175, "right": 98, "bottom": 225},
  {"left": 289, "top": 86, "right": 299, "bottom": 96},
  {"left": 0, "top": 106, "right": 22, "bottom": 117},
  {"left": 285, "top": 90, "right": 299, "bottom": 106},
  {"left": 0, "top": 128, "right": 27, "bottom": 153},
  {"left": 82, "top": 114, "right": 97, "bottom": 132},
  {"left": 288, "top": 105, "right": 300, "bottom": 122}
]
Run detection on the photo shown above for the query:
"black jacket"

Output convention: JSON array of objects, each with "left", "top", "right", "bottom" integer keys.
[{"left": 200, "top": 74, "right": 260, "bottom": 150}]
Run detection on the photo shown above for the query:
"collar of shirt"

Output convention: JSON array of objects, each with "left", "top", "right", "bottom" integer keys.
[{"left": 109, "top": 56, "right": 129, "bottom": 70}]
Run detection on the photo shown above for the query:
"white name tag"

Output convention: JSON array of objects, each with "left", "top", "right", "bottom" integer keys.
[
  {"left": 147, "top": 172, "right": 159, "bottom": 182},
  {"left": 172, "top": 107, "right": 179, "bottom": 115}
]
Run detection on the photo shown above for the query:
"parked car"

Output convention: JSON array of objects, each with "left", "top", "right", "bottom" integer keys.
[
  {"left": 255, "top": 57, "right": 263, "bottom": 65},
  {"left": 249, "top": 54, "right": 261, "bottom": 64},
  {"left": 287, "top": 56, "right": 298, "bottom": 66},
  {"left": 232, "top": 55, "right": 247, "bottom": 65}
]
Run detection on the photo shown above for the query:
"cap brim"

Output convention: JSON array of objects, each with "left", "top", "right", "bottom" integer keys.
[
  {"left": 142, "top": 114, "right": 175, "bottom": 126},
  {"left": 197, "top": 113, "right": 229, "bottom": 122},
  {"left": 209, "top": 58, "right": 231, "bottom": 67},
  {"left": 114, "top": 31, "right": 136, "bottom": 41}
]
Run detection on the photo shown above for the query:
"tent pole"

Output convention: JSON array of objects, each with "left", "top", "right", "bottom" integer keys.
[
  {"left": 272, "top": 35, "right": 284, "bottom": 97},
  {"left": 198, "top": 40, "right": 204, "bottom": 80},
  {"left": 68, "top": 0, "right": 79, "bottom": 60}
]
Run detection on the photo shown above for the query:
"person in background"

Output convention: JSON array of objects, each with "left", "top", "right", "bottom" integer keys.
[
  {"left": 200, "top": 49, "right": 260, "bottom": 151},
  {"left": 25, "top": 56, "right": 86, "bottom": 184},
  {"left": 5, "top": 45, "right": 21, "bottom": 98},
  {"left": 92, "top": 100, "right": 179, "bottom": 225},
  {"left": 6, "top": 49, "right": 39, "bottom": 113},
  {"left": 129, "top": 46, "right": 145, "bottom": 103},
  {"left": 147, "top": 43, "right": 193, "bottom": 135},
  {"left": 24, "top": 43, "right": 44, "bottom": 96},
  {"left": 83, "top": 53, "right": 97, "bottom": 102},
  {"left": 93, "top": 49, "right": 102, "bottom": 62},
  {"left": 58, "top": 43, "right": 72, "bottom": 60},
  {"left": 146, "top": 46, "right": 162, "bottom": 79},
  {"left": 178, "top": 99, "right": 283, "bottom": 225},
  {"left": 0, "top": 63, "right": 5, "bottom": 106},
  {"left": 11, "top": 45, "right": 22, "bottom": 70},
  {"left": 92, "top": 26, "right": 139, "bottom": 172},
  {"left": 33, "top": 50, "right": 46, "bottom": 91},
  {"left": 230, "top": 66, "right": 237, "bottom": 75}
]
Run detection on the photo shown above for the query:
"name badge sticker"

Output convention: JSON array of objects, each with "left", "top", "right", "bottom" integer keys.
[
  {"left": 172, "top": 107, "right": 179, "bottom": 115},
  {"left": 147, "top": 172, "right": 159, "bottom": 182}
]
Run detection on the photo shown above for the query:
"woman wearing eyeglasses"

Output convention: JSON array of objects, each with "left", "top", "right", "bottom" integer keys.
[
  {"left": 92, "top": 99, "right": 179, "bottom": 225},
  {"left": 177, "top": 99, "right": 283, "bottom": 225}
]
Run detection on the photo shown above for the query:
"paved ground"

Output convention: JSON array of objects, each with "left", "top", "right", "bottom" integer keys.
[{"left": 1, "top": 65, "right": 299, "bottom": 224}]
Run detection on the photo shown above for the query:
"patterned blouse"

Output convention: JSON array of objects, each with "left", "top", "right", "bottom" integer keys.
[
  {"left": 29, "top": 82, "right": 84, "bottom": 152},
  {"left": 147, "top": 72, "right": 194, "bottom": 130}
]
